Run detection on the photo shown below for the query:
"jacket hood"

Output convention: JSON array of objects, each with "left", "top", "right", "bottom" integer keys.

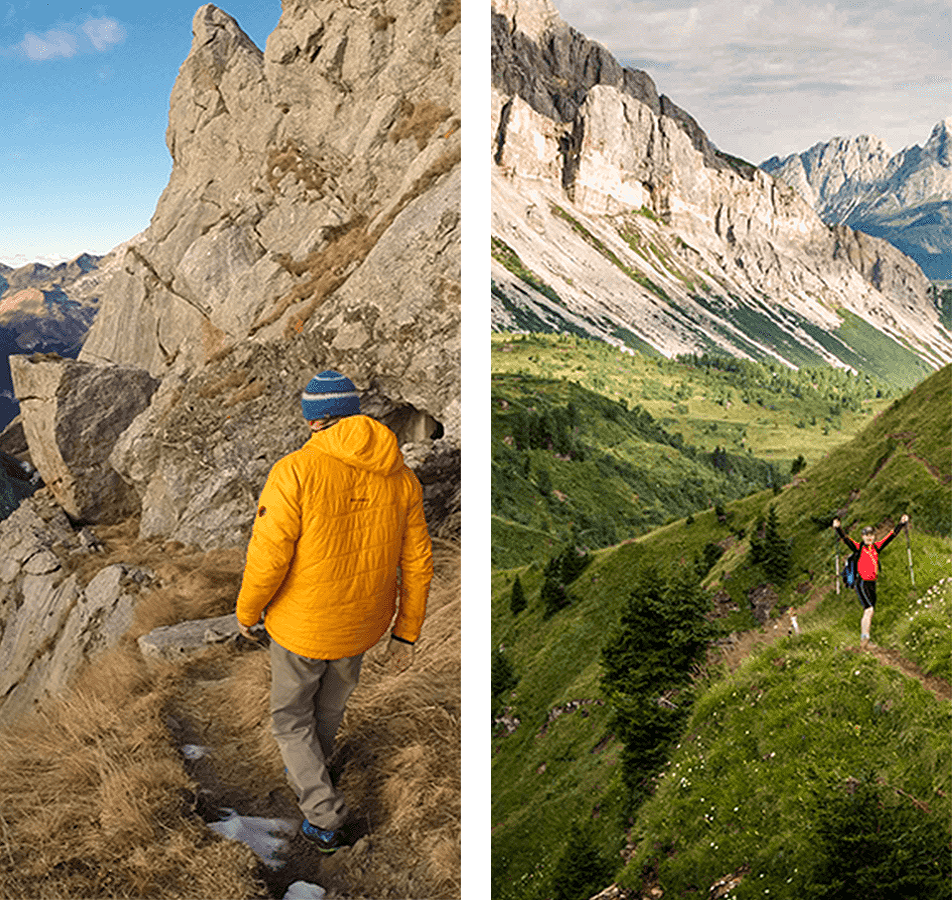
[{"left": 310, "top": 415, "right": 404, "bottom": 476}]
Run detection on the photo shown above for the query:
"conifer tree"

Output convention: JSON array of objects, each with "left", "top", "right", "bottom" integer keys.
[
  {"left": 763, "top": 505, "right": 791, "bottom": 582},
  {"left": 509, "top": 575, "right": 526, "bottom": 615},
  {"left": 550, "top": 820, "right": 612, "bottom": 900},
  {"left": 805, "top": 776, "right": 950, "bottom": 897},
  {"left": 491, "top": 647, "right": 518, "bottom": 718},
  {"left": 601, "top": 565, "right": 713, "bottom": 801}
]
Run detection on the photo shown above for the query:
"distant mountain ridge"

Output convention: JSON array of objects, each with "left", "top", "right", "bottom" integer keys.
[
  {"left": 0, "top": 248, "right": 132, "bottom": 430},
  {"left": 761, "top": 120, "right": 952, "bottom": 279}
]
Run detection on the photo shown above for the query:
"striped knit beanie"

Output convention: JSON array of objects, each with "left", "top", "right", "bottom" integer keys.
[{"left": 301, "top": 370, "right": 361, "bottom": 420}]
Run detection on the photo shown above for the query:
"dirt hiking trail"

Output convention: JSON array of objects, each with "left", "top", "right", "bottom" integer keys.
[{"left": 713, "top": 586, "right": 951, "bottom": 704}]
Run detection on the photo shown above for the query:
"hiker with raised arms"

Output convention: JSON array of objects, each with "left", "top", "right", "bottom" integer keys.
[
  {"left": 235, "top": 370, "right": 433, "bottom": 853},
  {"left": 832, "top": 514, "right": 909, "bottom": 648}
]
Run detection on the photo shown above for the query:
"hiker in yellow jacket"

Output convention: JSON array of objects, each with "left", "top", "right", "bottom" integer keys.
[{"left": 235, "top": 370, "right": 433, "bottom": 853}]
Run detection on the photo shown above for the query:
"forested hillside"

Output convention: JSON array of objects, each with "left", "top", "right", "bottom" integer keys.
[
  {"left": 491, "top": 334, "right": 896, "bottom": 567},
  {"left": 492, "top": 363, "right": 950, "bottom": 900}
]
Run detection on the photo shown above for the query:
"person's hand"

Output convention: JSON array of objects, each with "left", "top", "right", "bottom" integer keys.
[
  {"left": 832, "top": 518, "right": 840, "bottom": 529},
  {"left": 237, "top": 617, "right": 259, "bottom": 640},
  {"left": 385, "top": 637, "right": 414, "bottom": 674}
]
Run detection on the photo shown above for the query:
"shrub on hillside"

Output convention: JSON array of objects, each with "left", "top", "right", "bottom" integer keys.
[
  {"left": 541, "top": 545, "right": 590, "bottom": 618},
  {"left": 491, "top": 646, "right": 519, "bottom": 719},
  {"left": 749, "top": 505, "right": 791, "bottom": 583},
  {"left": 804, "top": 774, "right": 951, "bottom": 898},
  {"left": 549, "top": 820, "right": 614, "bottom": 900},
  {"left": 694, "top": 541, "right": 724, "bottom": 578},
  {"left": 509, "top": 574, "right": 527, "bottom": 615},
  {"left": 541, "top": 574, "right": 569, "bottom": 618}
]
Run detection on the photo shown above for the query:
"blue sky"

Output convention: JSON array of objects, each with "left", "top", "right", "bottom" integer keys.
[
  {"left": 0, "top": 1, "right": 281, "bottom": 266},
  {"left": 551, "top": 0, "right": 951, "bottom": 165}
]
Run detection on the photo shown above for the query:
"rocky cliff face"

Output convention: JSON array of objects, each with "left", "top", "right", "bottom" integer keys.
[
  {"left": 48, "top": 0, "right": 459, "bottom": 548},
  {"left": 762, "top": 120, "right": 952, "bottom": 279},
  {"left": 0, "top": 0, "right": 459, "bottom": 724},
  {"left": 491, "top": 0, "right": 950, "bottom": 376},
  {"left": 82, "top": 3, "right": 459, "bottom": 411}
]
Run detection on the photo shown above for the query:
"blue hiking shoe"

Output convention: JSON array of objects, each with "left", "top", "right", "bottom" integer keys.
[{"left": 301, "top": 819, "right": 350, "bottom": 853}]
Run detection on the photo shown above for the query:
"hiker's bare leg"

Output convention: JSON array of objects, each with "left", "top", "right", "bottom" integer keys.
[{"left": 861, "top": 606, "right": 873, "bottom": 644}]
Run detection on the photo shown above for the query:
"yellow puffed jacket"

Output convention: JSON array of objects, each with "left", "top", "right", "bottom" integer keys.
[{"left": 235, "top": 415, "right": 432, "bottom": 659}]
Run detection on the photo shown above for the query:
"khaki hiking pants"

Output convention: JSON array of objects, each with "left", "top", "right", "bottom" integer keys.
[{"left": 269, "top": 639, "right": 363, "bottom": 831}]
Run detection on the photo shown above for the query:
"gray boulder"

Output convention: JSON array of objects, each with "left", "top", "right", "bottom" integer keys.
[
  {"left": 10, "top": 355, "right": 159, "bottom": 523},
  {"left": 137, "top": 614, "right": 253, "bottom": 662}
]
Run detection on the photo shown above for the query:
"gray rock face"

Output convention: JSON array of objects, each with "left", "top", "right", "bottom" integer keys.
[
  {"left": 10, "top": 355, "right": 159, "bottom": 523},
  {"left": 0, "top": 491, "right": 151, "bottom": 726},
  {"left": 490, "top": 0, "right": 951, "bottom": 374},
  {"left": 79, "top": 0, "right": 459, "bottom": 439},
  {"left": 106, "top": 339, "right": 458, "bottom": 549},
  {"left": 492, "top": 0, "right": 661, "bottom": 124}
]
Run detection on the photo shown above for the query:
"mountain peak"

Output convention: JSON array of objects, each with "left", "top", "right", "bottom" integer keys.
[
  {"left": 493, "top": 0, "right": 564, "bottom": 42},
  {"left": 925, "top": 118, "right": 951, "bottom": 164},
  {"left": 761, "top": 121, "right": 952, "bottom": 277}
]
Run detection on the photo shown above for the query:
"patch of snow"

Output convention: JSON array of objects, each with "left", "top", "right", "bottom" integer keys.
[
  {"left": 207, "top": 809, "right": 298, "bottom": 869},
  {"left": 181, "top": 743, "right": 212, "bottom": 760},
  {"left": 283, "top": 883, "right": 327, "bottom": 900}
]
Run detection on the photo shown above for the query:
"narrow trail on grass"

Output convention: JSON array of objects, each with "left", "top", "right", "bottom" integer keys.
[
  {"left": 713, "top": 585, "right": 951, "bottom": 704},
  {"left": 862, "top": 645, "right": 951, "bottom": 703}
]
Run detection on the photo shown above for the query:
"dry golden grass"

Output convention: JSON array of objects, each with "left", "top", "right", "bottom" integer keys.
[
  {"left": 200, "top": 317, "right": 230, "bottom": 363},
  {"left": 250, "top": 136, "right": 460, "bottom": 341},
  {"left": 0, "top": 648, "right": 265, "bottom": 899},
  {"left": 389, "top": 98, "right": 454, "bottom": 150},
  {"left": 0, "top": 536, "right": 460, "bottom": 899},
  {"left": 196, "top": 370, "right": 247, "bottom": 400},
  {"left": 226, "top": 380, "right": 267, "bottom": 407},
  {"left": 266, "top": 141, "right": 328, "bottom": 194}
]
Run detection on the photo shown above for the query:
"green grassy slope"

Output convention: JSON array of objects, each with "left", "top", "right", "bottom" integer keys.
[
  {"left": 493, "top": 334, "right": 894, "bottom": 461},
  {"left": 491, "top": 374, "right": 785, "bottom": 567},
  {"left": 623, "top": 635, "right": 950, "bottom": 897},
  {"left": 491, "top": 364, "right": 951, "bottom": 900}
]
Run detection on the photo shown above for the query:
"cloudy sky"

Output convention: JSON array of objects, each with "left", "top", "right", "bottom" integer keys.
[
  {"left": 550, "top": 0, "right": 951, "bottom": 165},
  {"left": 0, "top": 1, "right": 280, "bottom": 267}
]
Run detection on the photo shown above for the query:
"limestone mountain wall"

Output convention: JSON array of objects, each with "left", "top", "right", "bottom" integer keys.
[
  {"left": 490, "top": 0, "right": 950, "bottom": 372},
  {"left": 81, "top": 3, "right": 459, "bottom": 429},
  {"left": 21, "top": 0, "right": 462, "bottom": 549}
]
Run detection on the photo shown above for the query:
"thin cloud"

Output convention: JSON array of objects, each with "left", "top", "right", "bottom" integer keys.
[
  {"left": 81, "top": 17, "right": 126, "bottom": 53},
  {"left": 549, "top": 0, "right": 950, "bottom": 159},
  {"left": 20, "top": 28, "right": 78, "bottom": 61},
  {"left": 16, "top": 16, "right": 125, "bottom": 62}
]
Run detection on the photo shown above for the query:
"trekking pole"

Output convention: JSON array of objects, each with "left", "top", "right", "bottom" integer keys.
[
  {"left": 905, "top": 521, "right": 915, "bottom": 588},
  {"left": 834, "top": 529, "right": 840, "bottom": 595}
]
